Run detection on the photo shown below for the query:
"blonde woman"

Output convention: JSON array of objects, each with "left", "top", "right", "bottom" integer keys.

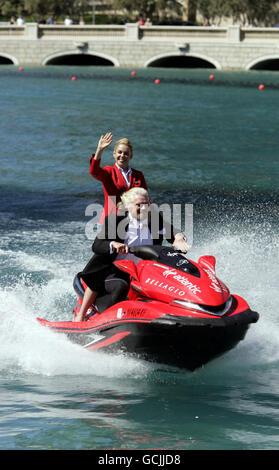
[{"left": 89, "top": 132, "right": 148, "bottom": 224}]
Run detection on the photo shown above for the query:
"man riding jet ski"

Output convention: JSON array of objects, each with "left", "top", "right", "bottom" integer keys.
[
  {"left": 73, "top": 187, "right": 189, "bottom": 322},
  {"left": 37, "top": 188, "right": 259, "bottom": 370}
]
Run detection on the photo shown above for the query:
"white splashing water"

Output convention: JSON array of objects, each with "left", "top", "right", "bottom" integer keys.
[
  {"left": 0, "top": 223, "right": 278, "bottom": 377},
  {"left": 0, "top": 284, "right": 149, "bottom": 378},
  {"left": 0, "top": 225, "right": 150, "bottom": 379},
  {"left": 191, "top": 226, "right": 279, "bottom": 366}
]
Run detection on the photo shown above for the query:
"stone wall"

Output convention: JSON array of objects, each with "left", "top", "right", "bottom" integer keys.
[{"left": 1, "top": 23, "right": 279, "bottom": 70}]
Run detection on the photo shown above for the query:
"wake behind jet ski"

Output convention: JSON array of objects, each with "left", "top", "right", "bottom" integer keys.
[{"left": 37, "top": 245, "right": 259, "bottom": 371}]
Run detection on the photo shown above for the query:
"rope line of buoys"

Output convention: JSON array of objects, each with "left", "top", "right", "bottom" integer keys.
[
  {"left": 206, "top": 73, "right": 266, "bottom": 90},
  {"left": 2, "top": 68, "right": 271, "bottom": 90}
]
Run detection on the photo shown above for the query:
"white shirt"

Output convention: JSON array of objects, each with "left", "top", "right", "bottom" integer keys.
[
  {"left": 111, "top": 214, "right": 153, "bottom": 264},
  {"left": 64, "top": 18, "right": 73, "bottom": 25},
  {"left": 116, "top": 164, "right": 132, "bottom": 188},
  {"left": 16, "top": 18, "right": 24, "bottom": 25}
]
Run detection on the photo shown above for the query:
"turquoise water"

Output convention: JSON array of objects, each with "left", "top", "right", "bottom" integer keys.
[{"left": 0, "top": 66, "right": 278, "bottom": 451}]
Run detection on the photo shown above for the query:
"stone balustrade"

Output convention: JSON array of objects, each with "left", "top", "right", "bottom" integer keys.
[{"left": 0, "top": 23, "right": 279, "bottom": 69}]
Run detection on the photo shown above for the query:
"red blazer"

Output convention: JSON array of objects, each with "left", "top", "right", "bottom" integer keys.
[{"left": 89, "top": 155, "right": 148, "bottom": 224}]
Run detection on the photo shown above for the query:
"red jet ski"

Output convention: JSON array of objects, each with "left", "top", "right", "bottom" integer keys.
[{"left": 37, "top": 246, "right": 259, "bottom": 371}]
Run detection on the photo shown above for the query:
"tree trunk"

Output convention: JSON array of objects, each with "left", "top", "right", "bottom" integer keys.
[{"left": 182, "top": 0, "right": 197, "bottom": 22}]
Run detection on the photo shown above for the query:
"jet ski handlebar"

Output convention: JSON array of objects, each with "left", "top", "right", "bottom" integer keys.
[
  {"left": 111, "top": 244, "right": 183, "bottom": 260},
  {"left": 128, "top": 245, "right": 183, "bottom": 260},
  {"left": 128, "top": 245, "right": 162, "bottom": 260}
]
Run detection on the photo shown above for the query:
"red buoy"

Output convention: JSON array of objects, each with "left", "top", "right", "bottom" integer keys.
[
  {"left": 258, "top": 84, "right": 265, "bottom": 90},
  {"left": 71, "top": 76, "right": 77, "bottom": 81},
  {"left": 154, "top": 79, "right": 160, "bottom": 84},
  {"left": 18, "top": 67, "right": 24, "bottom": 72},
  {"left": 131, "top": 71, "right": 136, "bottom": 76},
  {"left": 209, "top": 74, "right": 215, "bottom": 80}
]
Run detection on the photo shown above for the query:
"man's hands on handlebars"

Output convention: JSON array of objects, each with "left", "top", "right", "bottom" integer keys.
[
  {"left": 172, "top": 234, "right": 190, "bottom": 253},
  {"left": 111, "top": 241, "right": 129, "bottom": 254}
]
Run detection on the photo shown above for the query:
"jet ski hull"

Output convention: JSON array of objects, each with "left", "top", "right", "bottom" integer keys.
[
  {"left": 37, "top": 305, "right": 258, "bottom": 371},
  {"left": 37, "top": 247, "right": 259, "bottom": 371}
]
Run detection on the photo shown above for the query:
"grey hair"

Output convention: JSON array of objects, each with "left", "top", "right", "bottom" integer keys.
[{"left": 118, "top": 187, "right": 149, "bottom": 211}]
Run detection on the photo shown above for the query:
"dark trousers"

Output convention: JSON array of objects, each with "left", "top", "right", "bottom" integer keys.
[
  {"left": 94, "top": 270, "right": 130, "bottom": 313},
  {"left": 80, "top": 265, "right": 130, "bottom": 313}
]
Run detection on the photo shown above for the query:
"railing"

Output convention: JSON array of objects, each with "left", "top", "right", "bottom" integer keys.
[
  {"left": 242, "top": 27, "right": 279, "bottom": 42},
  {"left": 39, "top": 24, "right": 126, "bottom": 39},
  {"left": 140, "top": 25, "right": 227, "bottom": 41},
  {"left": 0, "top": 23, "right": 279, "bottom": 43},
  {"left": 0, "top": 25, "right": 24, "bottom": 37}
]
